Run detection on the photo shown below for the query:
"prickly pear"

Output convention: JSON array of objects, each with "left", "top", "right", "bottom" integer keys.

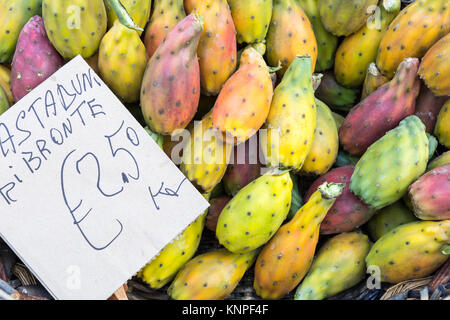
[
  {"left": 435, "top": 100, "right": 450, "bottom": 148},
  {"left": 332, "top": 112, "right": 345, "bottom": 130},
  {"left": 206, "top": 196, "right": 231, "bottom": 232},
  {"left": 350, "top": 116, "right": 429, "bottom": 210},
  {"left": 428, "top": 151, "right": 450, "bottom": 171},
  {"left": 168, "top": 248, "right": 258, "bottom": 300},
  {"left": 295, "top": 231, "right": 371, "bottom": 300},
  {"left": 216, "top": 170, "right": 292, "bottom": 253},
  {"left": 104, "top": 0, "right": 151, "bottom": 32},
  {"left": 0, "top": 86, "right": 10, "bottom": 115},
  {"left": 414, "top": 82, "right": 447, "bottom": 133},
  {"left": 340, "top": 58, "right": 421, "bottom": 156},
  {"left": 314, "top": 71, "right": 359, "bottom": 112},
  {"left": 254, "top": 182, "right": 344, "bottom": 299},
  {"left": 366, "top": 220, "right": 450, "bottom": 284},
  {"left": 0, "top": 65, "right": 13, "bottom": 105},
  {"left": 10, "top": 16, "right": 63, "bottom": 102},
  {"left": 361, "top": 62, "right": 389, "bottom": 100},
  {"left": 141, "top": 14, "right": 202, "bottom": 135}
]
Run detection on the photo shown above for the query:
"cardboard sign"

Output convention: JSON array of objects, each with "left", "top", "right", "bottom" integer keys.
[{"left": 0, "top": 56, "right": 209, "bottom": 300}]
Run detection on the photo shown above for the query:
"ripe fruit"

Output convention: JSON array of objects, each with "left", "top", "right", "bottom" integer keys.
[{"left": 435, "top": 100, "right": 450, "bottom": 148}]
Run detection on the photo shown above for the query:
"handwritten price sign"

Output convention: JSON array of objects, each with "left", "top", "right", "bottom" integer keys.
[{"left": 0, "top": 56, "right": 209, "bottom": 299}]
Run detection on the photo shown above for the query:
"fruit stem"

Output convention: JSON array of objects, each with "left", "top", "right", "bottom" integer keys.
[
  {"left": 318, "top": 182, "right": 345, "bottom": 199},
  {"left": 107, "top": 0, "right": 144, "bottom": 31}
]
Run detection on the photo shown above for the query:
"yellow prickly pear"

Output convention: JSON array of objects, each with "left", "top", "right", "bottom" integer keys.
[
  {"left": 104, "top": 0, "right": 151, "bottom": 33},
  {"left": 361, "top": 62, "right": 389, "bottom": 100},
  {"left": 0, "top": 86, "right": 10, "bottom": 115},
  {"left": 0, "top": 65, "right": 13, "bottom": 105},
  {"left": 294, "top": 231, "right": 372, "bottom": 300},
  {"left": 300, "top": 98, "right": 338, "bottom": 175},
  {"left": 168, "top": 248, "right": 258, "bottom": 300},
  {"left": 261, "top": 55, "right": 316, "bottom": 170},
  {"left": 428, "top": 151, "right": 450, "bottom": 171},
  {"left": 254, "top": 182, "right": 345, "bottom": 299},
  {"left": 366, "top": 220, "right": 450, "bottom": 284},
  {"left": 434, "top": 100, "right": 450, "bottom": 149},
  {"left": 266, "top": 0, "right": 317, "bottom": 76}
]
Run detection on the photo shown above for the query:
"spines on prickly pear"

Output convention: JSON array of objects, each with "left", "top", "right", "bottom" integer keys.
[
  {"left": 361, "top": 63, "right": 389, "bottom": 100},
  {"left": 300, "top": 99, "right": 338, "bottom": 175},
  {"left": 350, "top": 115, "right": 429, "bottom": 210},
  {"left": 141, "top": 14, "right": 202, "bottom": 135},
  {"left": 266, "top": 0, "right": 317, "bottom": 76},
  {"left": 305, "top": 166, "right": 375, "bottom": 234},
  {"left": 42, "top": 0, "right": 107, "bottom": 59},
  {"left": 181, "top": 112, "right": 232, "bottom": 194},
  {"left": 144, "top": 0, "right": 186, "bottom": 58},
  {"left": 414, "top": 83, "right": 448, "bottom": 133},
  {"left": 297, "top": 0, "right": 338, "bottom": 72},
  {"left": 340, "top": 58, "right": 421, "bottom": 156},
  {"left": 138, "top": 212, "right": 207, "bottom": 289},
  {"left": 206, "top": 195, "right": 231, "bottom": 232},
  {"left": 376, "top": 0, "right": 450, "bottom": 79},
  {"left": 185, "top": 0, "right": 237, "bottom": 96},
  {"left": 10, "top": 16, "right": 63, "bottom": 102},
  {"left": 262, "top": 55, "right": 316, "bottom": 171},
  {"left": 366, "top": 201, "right": 417, "bottom": 241},
  {"left": 428, "top": 151, "right": 450, "bottom": 171},
  {"left": 0, "top": 0, "right": 43, "bottom": 63},
  {"left": 334, "top": 1, "right": 400, "bottom": 88},
  {"left": 294, "top": 231, "right": 371, "bottom": 300},
  {"left": 212, "top": 47, "right": 273, "bottom": 145},
  {"left": 366, "top": 220, "right": 450, "bottom": 284},
  {"left": 0, "top": 65, "right": 13, "bottom": 105},
  {"left": 314, "top": 71, "right": 359, "bottom": 112},
  {"left": 168, "top": 248, "right": 258, "bottom": 300},
  {"left": 228, "top": 0, "right": 272, "bottom": 44},
  {"left": 318, "top": 0, "right": 378, "bottom": 37},
  {"left": 253, "top": 182, "right": 344, "bottom": 299},
  {"left": 104, "top": 0, "right": 151, "bottom": 32},
  {"left": 409, "top": 164, "right": 450, "bottom": 221},
  {"left": 216, "top": 170, "right": 293, "bottom": 253},
  {"left": 0, "top": 86, "right": 10, "bottom": 115},
  {"left": 435, "top": 100, "right": 450, "bottom": 148}
]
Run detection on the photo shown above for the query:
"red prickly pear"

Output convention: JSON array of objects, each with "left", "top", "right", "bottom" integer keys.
[
  {"left": 414, "top": 82, "right": 447, "bottom": 133},
  {"left": 11, "top": 16, "right": 63, "bottom": 102},
  {"left": 409, "top": 164, "right": 450, "bottom": 221},
  {"left": 206, "top": 196, "right": 231, "bottom": 232},
  {"left": 339, "top": 58, "right": 421, "bottom": 156},
  {"left": 305, "top": 166, "right": 376, "bottom": 235},
  {"left": 140, "top": 14, "right": 203, "bottom": 135}
]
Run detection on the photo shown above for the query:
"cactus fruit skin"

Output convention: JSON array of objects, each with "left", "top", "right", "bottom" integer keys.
[
  {"left": 228, "top": 0, "right": 272, "bottom": 44},
  {"left": 0, "top": 86, "right": 10, "bottom": 115},
  {"left": 138, "top": 212, "right": 206, "bottom": 289},
  {"left": 254, "top": 182, "right": 344, "bottom": 299},
  {"left": 10, "top": 16, "right": 63, "bottom": 102},
  {"left": 99, "top": 21, "right": 148, "bottom": 104},
  {"left": 206, "top": 196, "right": 231, "bottom": 232},
  {"left": 297, "top": 0, "right": 338, "bottom": 72},
  {"left": 334, "top": 4, "right": 399, "bottom": 88},
  {"left": 376, "top": 0, "right": 450, "bottom": 79},
  {"left": 305, "top": 166, "right": 375, "bottom": 234},
  {"left": 339, "top": 58, "right": 421, "bottom": 156},
  {"left": 212, "top": 48, "right": 273, "bottom": 145},
  {"left": 0, "top": 65, "right": 13, "bottom": 105},
  {"left": 409, "top": 164, "right": 450, "bottom": 221},
  {"left": 361, "top": 63, "right": 389, "bottom": 100},
  {"left": 141, "top": 14, "right": 202, "bottom": 135},
  {"left": 314, "top": 71, "right": 359, "bottom": 112},
  {"left": 318, "top": 0, "right": 378, "bottom": 37},
  {"left": 435, "top": 101, "right": 450, "bottom": 148},
  {"left": 428, "top": 151, "right": 450, "bottom": 171},
  {"left": 261, "top": 56, "right": 316, "bottom": 171},
  {"left": 419, "top": 33, "right": 450, "bottom": 97},
  {"left": 104, "top": 0, "right": 151, "bottom": 32},
  {"left": 42, "top": 0, "right": 107, "bottom": 59},
  {"left": 168, "top": 248, "right": 258, "bottom": 300},
  {"left": 414, "top": 83, "right": 447, "bottom": 133},
  {"left": 144, "top": 0, "right": 186, "bottom": 58},
  {"left": 350, "top": 116, "right": 429, "bottom": 210},
  {"left": 266, "top": 0, "right": 317, "bottom": 76},
  {"left": 294, "top": 231, "right": 372, "bottom": 300},
  {"left": 366, "top": 201, "right": 417, "bottom": 241},
  {"left": 332, "top": 112, "right": 345, "bottom": 130},
  {"left": 0, "top": 0, "right": 43, "bottom": 63},
  {"left": 216, "top": 171, "right": 293, "bottom": 254},
  {"left": 185, "top": 0, "right": 237, "bottom": 96},
  {"left": 180, "top": 112, "right": 232, "bottom": 194},
  {"left": 366, "top": 220, "right": 450, "bottom": 284},
  {"left": 300, "top": 99, "right": 338, "bottom": 175}
]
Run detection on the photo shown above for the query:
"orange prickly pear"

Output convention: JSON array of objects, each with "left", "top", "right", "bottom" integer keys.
[
  {"left": 141, "top": 14, "right": 203, "bottom": 135},
  {"left": 185, "top": 0, "right": 237, "bottom": 96},
  {"left": 144, "top": 0, "right": 186, "bottom": 58},
  {"left": 376, "top": 0, "right": 450, "bottom": 79},
  {"left": 168, "top": 248, "right": 258, "bottom": 300},
  {"left": 254, "top": 182, "right": 345, "bottom": 299},
  {"left": 266, "top": 0, "right": 317, "bottom": 76},
  {"left": 212, "top": 47, "right": 273, "bottom": 145}
]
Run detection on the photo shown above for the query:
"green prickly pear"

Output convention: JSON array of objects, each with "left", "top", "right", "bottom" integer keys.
[
  {"left": 42, "top": 0, "right": 107, "bottom": 59},
  {"left": 0, "top": 86, "right": 10, "bottom": 116},
  {"left": 216, "top": 170, "right": 293, "bottom": 253},
  {"left": 366, "top": 220, "right": 450, "bottom": 284},
  {"left": 428, "top": 151, "right": 450, "bottom": 171},
  {"left": 294, "top": 231, "right": 372, "bottom": 300},
  {"left": 168, "top": 248, "right": 258, "bottom": 300},
  {"left": 104, "top": 0, "right": 151, "bottom": 33},
  {"left": 314, "top": 71, "right": 359, "bottom": 112},
  {"left": 350, "top": 115, "right": 429, "bottom": 210}
]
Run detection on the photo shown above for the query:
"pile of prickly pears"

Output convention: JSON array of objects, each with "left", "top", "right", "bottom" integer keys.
[{"left": 0, "top": 0, "right": 449, "bottom": 301}]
